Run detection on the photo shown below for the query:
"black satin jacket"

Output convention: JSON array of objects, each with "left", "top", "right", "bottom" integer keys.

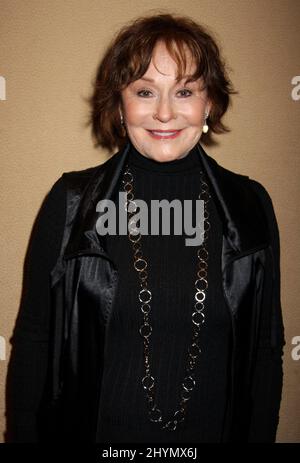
[{"left": 42, "top": 142, "right": 285, "bottom": 442}]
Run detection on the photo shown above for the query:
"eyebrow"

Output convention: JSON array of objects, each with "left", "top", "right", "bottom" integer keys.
[
  {"left": 139, "top": 75, "right": 197, "bottom": 83},
  {"left": 140, "top": 77, "right": 155, "bottom": 82}
]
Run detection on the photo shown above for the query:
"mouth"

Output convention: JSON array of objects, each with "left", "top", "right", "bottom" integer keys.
[{"left": 146, "top": 129, "right": 182, "bottom": 140}]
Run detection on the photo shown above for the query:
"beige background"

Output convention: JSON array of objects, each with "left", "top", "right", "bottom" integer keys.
[{"left": 1, "top": 0, "right": 299, "bottom": 443}]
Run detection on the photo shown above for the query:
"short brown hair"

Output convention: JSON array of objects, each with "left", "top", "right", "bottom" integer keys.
[{"left": 85, "top": 13, "right": 237, "bottom": 153}]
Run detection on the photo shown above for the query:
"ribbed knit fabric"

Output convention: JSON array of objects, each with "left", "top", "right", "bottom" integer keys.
[{"left": 98, "top": 143, "right": 231, "bottom": 443}]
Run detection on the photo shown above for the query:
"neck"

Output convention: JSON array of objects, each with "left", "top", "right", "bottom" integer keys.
[{"left": 128, "top": 142, "right": 203, "bottom": 173}]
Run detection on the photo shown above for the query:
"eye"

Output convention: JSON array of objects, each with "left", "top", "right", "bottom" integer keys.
[
  {"left": 137, "top": 89, "right": 153, "bottom": 97},
  {"left": 177, "top": 88, "right": 193, "bottom": 97}
]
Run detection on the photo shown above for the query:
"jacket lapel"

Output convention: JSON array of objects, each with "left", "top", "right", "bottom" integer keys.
[
  {"left": 62, "top": 140, "right": 270, "bottom": 264},
  {"left": 199, "top": 146, "right": 269, "bottom": 254},
  {"left": 62, "top": 142, "right": 131, "bottom": 261}
]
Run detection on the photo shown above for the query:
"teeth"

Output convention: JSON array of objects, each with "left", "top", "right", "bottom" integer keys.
[{"left": 151, "top": 131, "right": 178, "bottom": 136}]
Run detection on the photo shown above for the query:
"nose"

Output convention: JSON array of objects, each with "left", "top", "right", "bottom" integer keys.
[{"left": 153, "top": 94, "right": 177, "bottom": 122}]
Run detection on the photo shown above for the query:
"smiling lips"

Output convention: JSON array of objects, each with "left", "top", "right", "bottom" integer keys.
[{"left": 147, "top": 129, "right": 182, "bottom": 139}]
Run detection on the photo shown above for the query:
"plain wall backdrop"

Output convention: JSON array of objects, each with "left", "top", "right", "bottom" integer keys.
[{"left": 0, "top": 0, "right": 299, "bottom": 443}]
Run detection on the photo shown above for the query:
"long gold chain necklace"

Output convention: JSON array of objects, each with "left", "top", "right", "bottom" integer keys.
[{"left": 122, "top": 164, "right": 211, "bottom": 431}]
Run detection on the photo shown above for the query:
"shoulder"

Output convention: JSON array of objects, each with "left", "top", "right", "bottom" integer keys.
[
  {"left": 223, "top": 161, "right": 280, "bottom": 242},
  {"left": 203, "top": 148, "right": 280, "bottom": 244},
  {"left": 248, "top": 179, "right": 279, "bottom": 231},
  {"left": 201, "top": 145, "right": 254, "bottom": 195},
  {"left": 38, "top": 154, "right": 119, "bottom": 227},
  {"left": 58, "top": 151, "right": 121, "bottom": 193},
  {"left": 205, "top": 148, "right": 276, "bottom": 215},
  {"left": 248, "top": 179, "right": 280, "bottom": 253}
]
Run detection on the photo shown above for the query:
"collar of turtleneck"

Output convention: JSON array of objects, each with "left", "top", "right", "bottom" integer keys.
[{"left": 128, "top": 142, "right": 203, "bottom": 174}]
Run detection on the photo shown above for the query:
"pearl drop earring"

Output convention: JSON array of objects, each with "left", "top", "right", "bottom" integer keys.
[{"left": 202, "top": 112, "right": 209, "bottom": 134}]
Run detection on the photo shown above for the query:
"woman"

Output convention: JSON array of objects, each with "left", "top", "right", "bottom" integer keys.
[{"left": 6, "top": 13, "right": 285, "bottom": 443}]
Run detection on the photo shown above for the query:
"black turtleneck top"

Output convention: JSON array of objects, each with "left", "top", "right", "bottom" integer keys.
[{"left": 98, "top": 143, "right": 231, "bottom": 443}]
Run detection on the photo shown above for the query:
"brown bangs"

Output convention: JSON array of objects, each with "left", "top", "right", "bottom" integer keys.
[{"left": 122, "top": 37, "right": 206, "bottom": 89}]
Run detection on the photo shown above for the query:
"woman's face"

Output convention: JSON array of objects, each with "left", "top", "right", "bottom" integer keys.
[{"left": 120, "top": 41, "right": 211, "bottom": 162}]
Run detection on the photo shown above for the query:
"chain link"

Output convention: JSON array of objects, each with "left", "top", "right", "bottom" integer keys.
[{"left": 122, "top": 164, "right": 210, "bottom": 431}]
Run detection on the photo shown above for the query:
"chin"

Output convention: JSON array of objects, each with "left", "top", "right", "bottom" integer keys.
[
  {"left": 146, "top": 149, "right": 185, "bottom": 163},
  {"left": 151, "top": 154, "right": 179, "bottom": 163}
]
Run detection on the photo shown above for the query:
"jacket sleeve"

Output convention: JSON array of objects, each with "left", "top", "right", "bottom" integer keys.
[
  {"left": 247, "top": 179, "right": 285, "bottom": 442},
  {"left": 5, "top": 176, "right": 67, "bottom": 442}
]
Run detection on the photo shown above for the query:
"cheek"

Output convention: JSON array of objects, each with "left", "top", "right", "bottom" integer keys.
[
  {"left": 123, "top": 98, "right": 151, "bottom": 125},
  {"left": 181, "top": 103, "right": 205, "bottom": 126}
]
